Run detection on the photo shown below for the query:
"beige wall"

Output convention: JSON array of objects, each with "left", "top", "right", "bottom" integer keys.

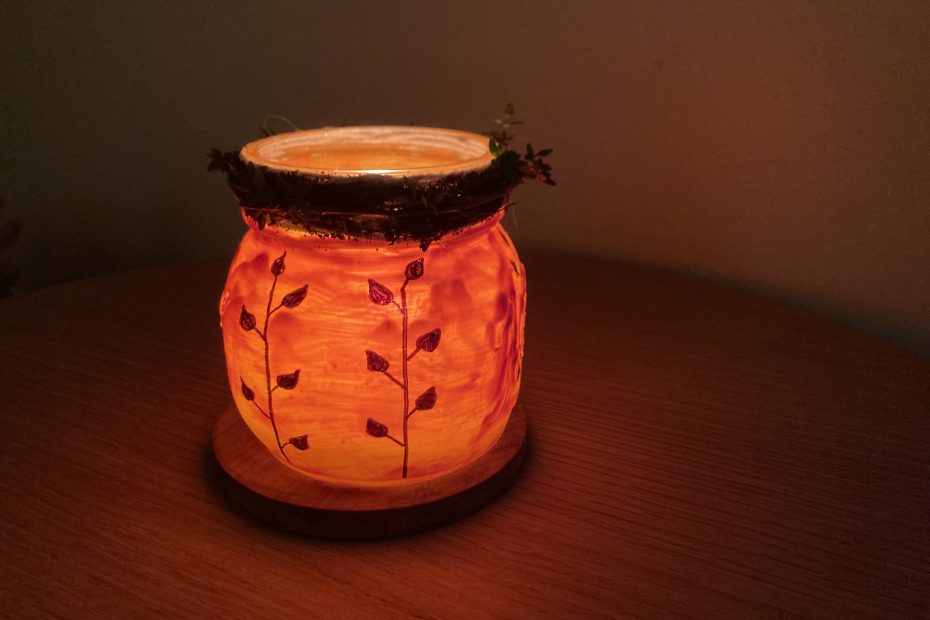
[{"left": 2, "top": 1, "right": 928, "bottom": 356}]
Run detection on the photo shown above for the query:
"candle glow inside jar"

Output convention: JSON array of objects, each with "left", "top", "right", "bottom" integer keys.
[{"left": 218, "top": 126, "right": 527, "bottom": 487}]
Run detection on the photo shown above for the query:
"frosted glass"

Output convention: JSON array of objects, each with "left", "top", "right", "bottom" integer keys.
[{"left": 220, "top": 214, "right": 525, "bottom": 486}]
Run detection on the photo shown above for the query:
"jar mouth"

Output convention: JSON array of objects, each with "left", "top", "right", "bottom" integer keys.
[{"left": 240, "top": 126, "right": 494, "bottom": 178}]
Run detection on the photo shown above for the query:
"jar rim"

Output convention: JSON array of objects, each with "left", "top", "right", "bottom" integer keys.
[
  {"left": 212, "top": 126, "right": 522, "bottom": 249},
  {"left": 240, "top": 126, "right": 494, "bottom": 179}
]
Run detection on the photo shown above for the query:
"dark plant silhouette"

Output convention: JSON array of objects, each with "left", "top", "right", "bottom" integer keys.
[
  {"left": 239, "top": 252, "right": 310, "bottom": 461},
  {"left": 487, "top": 103, "right": 555, "bottom": 186},
  {"left": 0, "top": 195, "right": 21, "bottom": 298},
  {"left": 364, "top": 257, "right": 441, "bottom": 478}
]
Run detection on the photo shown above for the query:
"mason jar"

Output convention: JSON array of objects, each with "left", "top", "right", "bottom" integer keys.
[{"left": 217, "top": 126, "right": 526, "bottom": 486}]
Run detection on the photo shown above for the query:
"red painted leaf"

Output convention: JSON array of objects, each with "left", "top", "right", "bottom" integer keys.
[
  {"left": 276, "top": 369, "right": 300, "bottom": 390},
  {"left": 415, "top": 386, "right": 437, "bottom": 410},
  {"left": 404, "top": 257, "right": 424, "bottom": 281},
  {"left": 365, "top": 350, "right": 390, "bottom": 372},
  {"left": 366, "top": 418, "right": 389, "bottom": 438},
  {"left": 239, "top": 305, "right": 256, "bottom": 331},
  {"left": 281, "top": 284, "right": 308, "bottom": 308},
  {"left": 240, "top": 377, "right": 255, "bottom": 401},
  {"left": 368, "top": 279, "right": 393, "bottom": 305},
  {"left": 271, "top": 252, "right": 286, "bottom": 276},
  {"left": 288, "top": 434, "right": 309, "bottom": 450},
  {"left": 415, "top": 328, "right": 441, "bottom": 352}
]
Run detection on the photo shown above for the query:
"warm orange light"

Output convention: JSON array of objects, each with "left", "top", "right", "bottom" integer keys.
[{"left": 219, "top": 127, "right": 526, "bottom": 487}]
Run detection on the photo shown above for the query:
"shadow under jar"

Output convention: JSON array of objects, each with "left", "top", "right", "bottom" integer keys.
[{"left": 218, "top": 126, "right": 527, "bottom": 487}]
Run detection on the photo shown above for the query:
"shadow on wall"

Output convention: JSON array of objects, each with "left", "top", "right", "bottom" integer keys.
[{"left": 0, "top": 1, "right": 928, "bottom": 357}]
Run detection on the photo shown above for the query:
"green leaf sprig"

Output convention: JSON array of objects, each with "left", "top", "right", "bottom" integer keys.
[{"left": 487, "top": 103, "right": 555, "bottom": 186}]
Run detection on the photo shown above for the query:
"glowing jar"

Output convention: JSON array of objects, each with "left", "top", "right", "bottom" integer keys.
[{"left": 217, "top": 127, "right": 526, "bottom": 487}]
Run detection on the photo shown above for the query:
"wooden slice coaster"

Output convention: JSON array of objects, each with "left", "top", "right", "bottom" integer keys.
[{"left": 212, "top": 404, "right": 527, "bottom": 539}]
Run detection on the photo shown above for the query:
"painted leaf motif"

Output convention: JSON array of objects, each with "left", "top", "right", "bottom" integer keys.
[
  {"left": 404, "top": 257, "right": 424, "bottom": 281},
  {"left": 276, "top": 369, "right": 300, "bottom": 390},
  {"left": 271, "top": 252, "right": 286, "bottom": 276},
  {"left": 415, "top": 386, "right": 437, "bottom": 410},
  {"left": 365, "top": 350, "right": 390, "bottom": 372},
  {"left": 288, "top": 434, "right": 309, "bottom": 450},
  {"left": 415, "top": 328, "right": 441, "bottom": 352},
  {"left": 366, "top": 418, "right": 389, "bottom": 438},
  {"left": 240, "top": 378, "right": 255, "bottom": 401},
  {"left": 239, "top": 305, "right": 256, "bottom": 331},
  {"left": 368, "top": 279, "right": 393, "bottom": 305},
  {"left": 281, "top": 284, "right": 308, "bottom": 308}
]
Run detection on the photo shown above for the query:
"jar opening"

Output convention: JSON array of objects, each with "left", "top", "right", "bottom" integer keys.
[{"left": 240, "top": 126, "right": 493, "bottom": 178}]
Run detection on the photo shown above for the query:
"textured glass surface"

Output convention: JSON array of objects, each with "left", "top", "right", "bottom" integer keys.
[{"left": 219, "top": 214, "right": 526, "bottom": 486}]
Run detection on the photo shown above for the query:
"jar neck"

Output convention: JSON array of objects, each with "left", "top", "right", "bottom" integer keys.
[{"left": 246, "top": 211, "right": 504, "bottom": 253}]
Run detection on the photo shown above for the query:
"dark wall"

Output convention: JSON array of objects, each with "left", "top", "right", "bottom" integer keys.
[{"left": 2, "top": 1, "right": 928, "bottom": 356}]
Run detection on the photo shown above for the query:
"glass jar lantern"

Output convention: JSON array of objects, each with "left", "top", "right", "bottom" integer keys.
[{"left": 216, "top": 126, "right": 527, "bottom": 488}]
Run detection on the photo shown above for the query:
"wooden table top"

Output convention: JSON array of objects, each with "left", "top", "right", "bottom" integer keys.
[{"left": 1, "top": 252, "right": 927, "bottom": 619}]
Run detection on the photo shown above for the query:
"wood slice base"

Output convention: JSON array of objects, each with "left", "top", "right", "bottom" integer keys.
[{"left": 211, "top": 404, "right": 527, "bottom": 540}]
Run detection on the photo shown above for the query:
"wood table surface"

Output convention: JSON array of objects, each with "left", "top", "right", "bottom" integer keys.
[{"left": 1, "top": 252, "right": 928, "bottom": 619}]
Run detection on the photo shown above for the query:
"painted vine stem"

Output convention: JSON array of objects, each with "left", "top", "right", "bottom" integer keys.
[
  {"left": 365, "top": 257, "right": 441, "bottom": 478},
  {"left": 238, "top": 252, "right": 310, "bottom": 462}
]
